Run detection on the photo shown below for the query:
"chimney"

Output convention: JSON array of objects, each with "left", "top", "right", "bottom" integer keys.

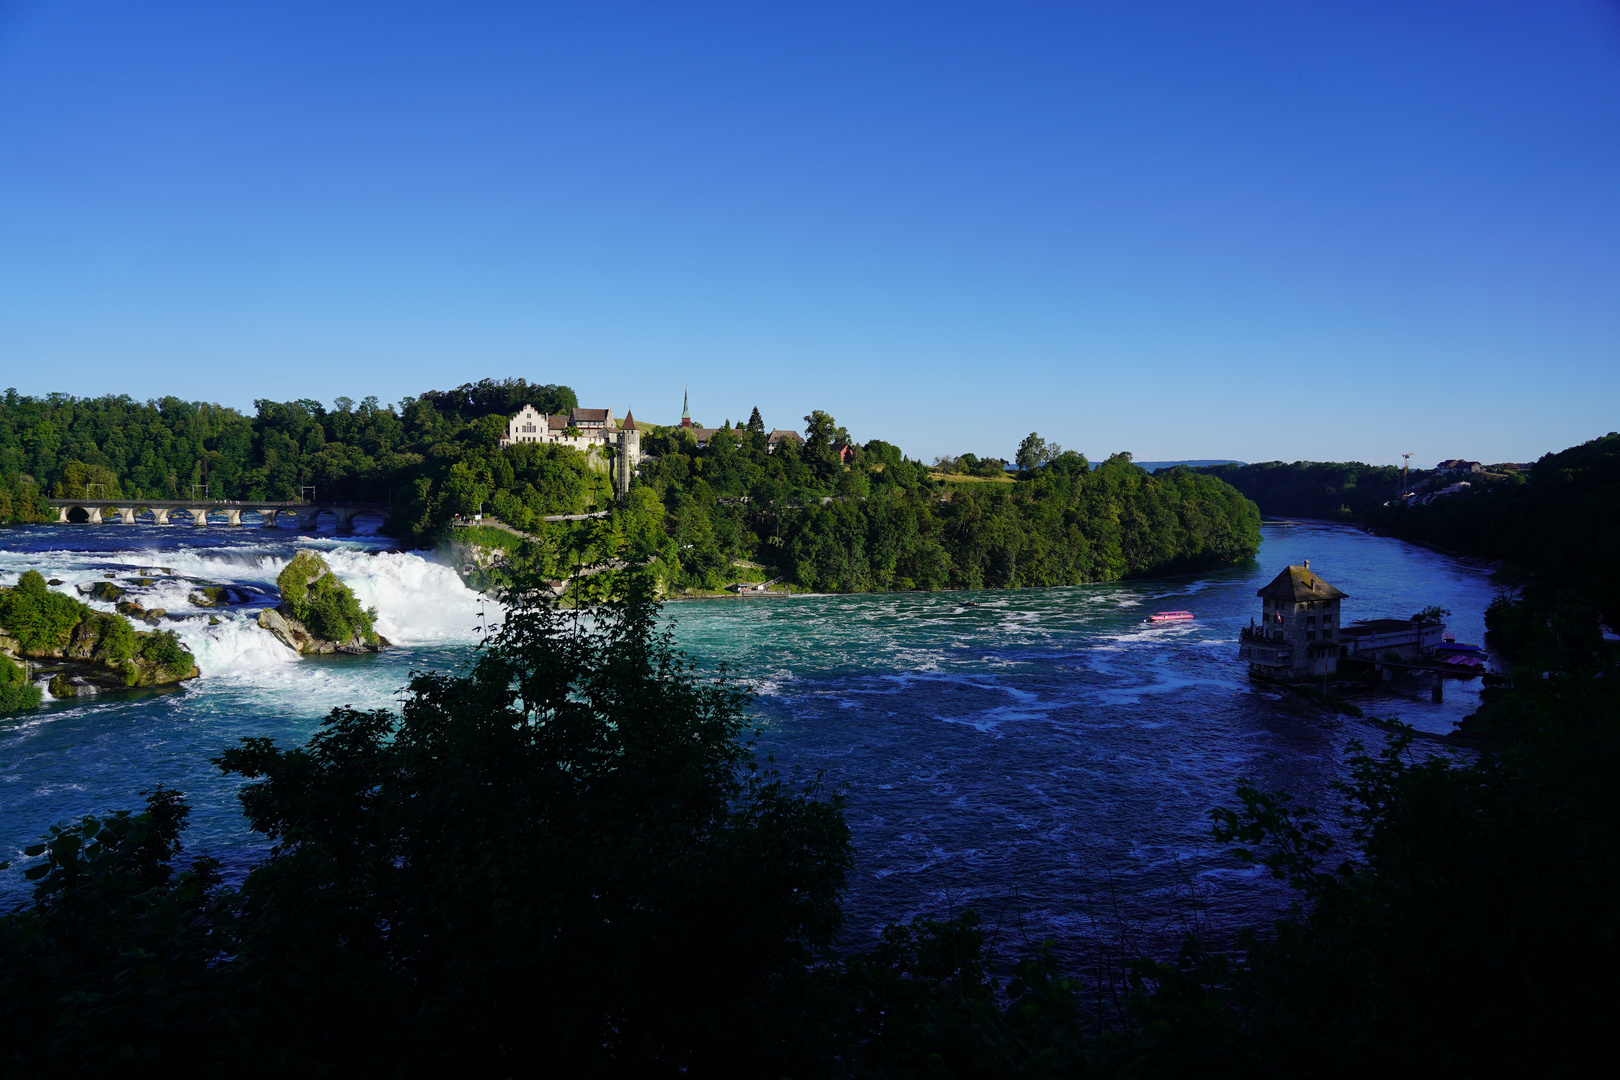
[{"left": 1303, "top": 560, "right": 1310, "bottom": 570}]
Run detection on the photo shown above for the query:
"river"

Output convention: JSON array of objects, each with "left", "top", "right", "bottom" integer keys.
[{"left": 0, "top": 519, "right": 1495, "bottom": 960}]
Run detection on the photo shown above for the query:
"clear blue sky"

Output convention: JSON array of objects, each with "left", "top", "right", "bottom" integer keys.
[{"left": 2, "top": 1, "right": 1616, "bottom": 466}]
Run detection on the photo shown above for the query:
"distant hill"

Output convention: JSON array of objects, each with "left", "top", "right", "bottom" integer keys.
[{"left": 1133, "top": 459, "right": 1246, "bottom": 473}]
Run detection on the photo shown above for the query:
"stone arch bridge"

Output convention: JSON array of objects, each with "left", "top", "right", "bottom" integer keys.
[{"left": 48, "top": 499, "right": 388, "bottom": 534}]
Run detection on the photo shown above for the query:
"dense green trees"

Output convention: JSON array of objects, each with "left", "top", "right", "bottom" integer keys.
[
  {"left": 0, "top": 571, "right": 197, "bottom": 697},
  {"left": 1, "top": 571, "right": 855, "bottom": 1075},
  {"left": 630, "top": 416, "right": 1260, "bottom": 592},
  {"left": 1362, "top": 433, "right": 1620, "bottom": 634},
  {"left": 275, "top": 552, "right": 379, "bottom": 644},
  {"left": 0, "top": 390, "right": 254, "bottom": 509},
  {"left": 0, "top": 386, "right": 612, "bottom": 540},
  {"left": 0, "top": 653, "right": 41, "bottom": 712},
  {"left": 417, "top": 377, "right": 577, "bottom": 421},
  {"left": 1191, "top": 460, "right": 1410, "bottom": 520},
  {"left": 2, "top": 386, "right": 1261, "bottom": 591}
]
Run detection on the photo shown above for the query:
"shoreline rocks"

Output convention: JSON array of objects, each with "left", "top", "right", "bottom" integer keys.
[
  {"left": 259, "top": 551, "right": 390, "bottom": 656},
  {"left": 1, "top": 570, "right": 198, "bottom": 710},
  {"left": 256, "top": 606, "right": 391, "bottom": 655}
]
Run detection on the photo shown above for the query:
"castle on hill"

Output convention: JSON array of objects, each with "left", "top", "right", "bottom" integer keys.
[
  {"left": 499, "top": 389, "right": 804, "bottom": 472},
  {"left": 499, "top": 405, "right": 642, "bottom": 498}
]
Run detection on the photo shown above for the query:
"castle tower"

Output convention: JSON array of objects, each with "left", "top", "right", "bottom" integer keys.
[{"left": 613, "top": 408, "right": 642, "bottom": 500}]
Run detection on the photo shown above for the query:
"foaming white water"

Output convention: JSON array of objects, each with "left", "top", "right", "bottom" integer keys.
[
  {"left": 2, "top": 535, "right": 483, "bottom": 676},
  {"left": 319, "top": 547, "right": 486, "bottom": 645},
  {"left": 166, "top": 611, "right": 297, "bottom": 678},
  {"left": 0, "top": 542, "right": 289, "bottom": 588}
]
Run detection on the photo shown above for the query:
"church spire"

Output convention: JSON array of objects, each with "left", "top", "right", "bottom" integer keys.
[{"left": 681, "top": 386, "right": 692, "bottom": 428}]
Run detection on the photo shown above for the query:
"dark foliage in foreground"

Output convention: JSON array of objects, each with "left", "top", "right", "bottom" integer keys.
[{"left": 1, "top": 571, "right": 854, "bottom": 1076}]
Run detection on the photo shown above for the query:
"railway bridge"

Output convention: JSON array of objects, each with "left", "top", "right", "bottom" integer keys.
[{"left": 47, "top": 499, "right": 388, "bottom": 533}]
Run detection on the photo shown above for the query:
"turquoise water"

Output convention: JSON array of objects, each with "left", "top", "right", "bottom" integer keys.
[{"left": 0, "top": 519, "right": 1495, "bottom": 955}]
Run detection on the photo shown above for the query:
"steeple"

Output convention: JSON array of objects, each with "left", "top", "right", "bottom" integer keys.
[{"left": 680, "top": 386, "right": 692, "bottom": 428}]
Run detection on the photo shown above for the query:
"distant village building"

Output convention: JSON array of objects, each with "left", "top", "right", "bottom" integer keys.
[
  {"left": 504, "top": 405, "right": 549, "bottom": 444},
  {"left": 673, "top": 389, "right": 726, "bottom": 446},
  {"left": 1434, "top": 459, "right": 1484, "bottom": 476},
  {"left": 833, "top": 442, "right": 857, "bottom": 464},
  {"left": 1238, "top": 562, "right": 1347, "bottom": 678},
  {"left": 766, "top": 430, "right": 803, "bottom": 453}
]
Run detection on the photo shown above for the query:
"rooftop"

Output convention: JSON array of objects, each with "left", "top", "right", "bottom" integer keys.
[
  {"left": 1256, "top": 563, "right": 1349, "bottom": 602},
  {"left": 1340, "top": 619, "right": 1420, "bottom": 635}
]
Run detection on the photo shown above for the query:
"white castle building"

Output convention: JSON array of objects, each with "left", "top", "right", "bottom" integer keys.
[{"left": 500, "top": 406, "right": 643, "bottom": 497}]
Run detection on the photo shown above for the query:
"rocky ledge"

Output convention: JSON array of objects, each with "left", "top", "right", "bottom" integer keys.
[
  {"left": 259, "top": 551, "right": 391, "bottom": 656},
  {"left": 1, "top": 572, "right": 199, "bottom": 706},
  {"left": 257, "top": 606, "right": 391, "bottom": 655}
]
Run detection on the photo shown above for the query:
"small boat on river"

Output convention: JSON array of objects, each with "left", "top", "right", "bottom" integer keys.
[{"left": 1149, "top": 610, "right": 1194, "bottom": 623}]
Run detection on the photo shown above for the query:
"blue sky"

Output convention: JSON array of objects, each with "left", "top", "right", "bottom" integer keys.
[{"left": 2, "top": 1, "right": 1617, "bottom": 466}]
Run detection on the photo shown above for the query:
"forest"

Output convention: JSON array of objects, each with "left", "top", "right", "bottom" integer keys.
[
  {"left": 1363, "top": 432, "right": 1620, "bottom": 653},
  {"left": 0, "top": 384, "right": 1263, "bottom": 591},
  {"left": 0, "top": 379, "right": 584, "bottom": 529},
  {"left": 1188, "top": 459, "right": 1412, "bottom": 520}
]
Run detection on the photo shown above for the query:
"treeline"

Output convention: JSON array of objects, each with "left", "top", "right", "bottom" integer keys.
[
  {"left": 1190, "top": 459, "right": 1412, "bottom": 520},
  {"left": 2, "top": 384, "right": 1263, "bottom": 588},
  {"left": 0, "top": 380, "right": 602, "bottom": 535},
  {"left": 618, "top": 414, "right": 1261, "bottom": 591},
  {"left": 3, "top": 556, "right": 1614, "bottom": 1076},
  {"left": 1362, "top": 432, "right": 1620, "bottom": 652}
]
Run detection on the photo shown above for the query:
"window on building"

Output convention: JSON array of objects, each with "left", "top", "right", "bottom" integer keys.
[
  {"left": 1306, "top": 631, "right": 1316, "bottom": 641},
  {"left": 1307, "top": 615, "right": 1316, "bottom": 624},
  {"left": 1323, "top": 629, "right": 1333, "bottom": 639}
]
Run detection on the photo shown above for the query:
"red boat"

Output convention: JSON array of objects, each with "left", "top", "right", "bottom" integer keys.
[{"left": 1149, "top": 610, "right": 1194, "bottom": 622}]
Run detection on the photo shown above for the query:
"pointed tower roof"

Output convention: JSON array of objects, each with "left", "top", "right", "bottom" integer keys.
[
  {"left": 623, "top": 408, "right": 635, "bottom": 427},
  {"left": 682, "top": 388, "right": 690, "bottom": 421},
  {"left": 1256, "top": 562, "right": 1348, "bottom": 602}
]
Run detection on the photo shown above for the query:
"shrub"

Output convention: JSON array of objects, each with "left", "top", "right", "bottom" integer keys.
[
  {"left": 0, "top": 571, "right": 85, "bottom": 654},
  {"left": 90, "top": 612, "right": 137, "bottom": 663},
  {"left": 0, "top": 653, "right": 42, "bottom": 712},
  {"left": 277, "top": 551, "right": 377, "bottom": 643},
  {"left": 138, "top": 630, "right": 192, "bottom": 678}
]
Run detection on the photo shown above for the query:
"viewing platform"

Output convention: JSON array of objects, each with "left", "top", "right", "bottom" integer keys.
[{"left": 47, "top": 499, "right": 388, "bottom": 533}]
